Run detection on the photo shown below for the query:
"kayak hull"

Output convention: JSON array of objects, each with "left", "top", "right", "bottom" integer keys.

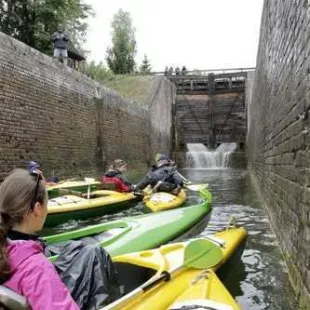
[
  {"left": 44, "top": 190, "right": 212, "bottom": 258},
  {"left": 106, "top": 227, "right": 247, "bottom": 310},
  {"left": 144, "top": 189, "right": 187, "bottom": 212},
  {"left": 46, "top": 190, "right": 137, "bottom": 227}
]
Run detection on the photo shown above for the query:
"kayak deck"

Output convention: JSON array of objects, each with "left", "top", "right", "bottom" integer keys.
[
  {"left": 45, "top": 190, "right": 137, "bottom": 227},
  {"left": 47, "top": 180, "right": 100, "bottom": 198},
  {"left": 143, "top": 189, "right": 187, "bottom": 212}
]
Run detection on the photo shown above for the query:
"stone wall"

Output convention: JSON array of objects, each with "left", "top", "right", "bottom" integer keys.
[
  {"left": 247, "top": 0, "right": 310, "bottom": 307},
  {"left": 148, "top": 77, "right": 175, "bottom": 161},
  {"left": 0, "top": 32, "right": 174, "bottom": 179}
]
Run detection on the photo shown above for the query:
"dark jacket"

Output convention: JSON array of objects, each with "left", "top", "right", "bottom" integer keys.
[
  {"left": 101, "top": 170, "right": 133, "bottom": 193},
  {"left": 52, "top": 31, "right": 69, "bottom": 49},
  {"left": 135, "top": 163, "right": 183, "bottom": 192}
]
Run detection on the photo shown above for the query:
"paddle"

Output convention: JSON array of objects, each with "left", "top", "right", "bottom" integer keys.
[
  {"left": 176, "top": 171, "right": 209, "bottom": 191},
  {"left": 184, "top": 183, "right": 209, "bottom": 191},
  {"left": 105, "top": 239, "right": 223, "bottom": 309},
  {"left": 85, "top": 177, "right": 95, "bottom": 199},
  {"left": 177, "top": 171, "right": 192, "bottom": 184}
]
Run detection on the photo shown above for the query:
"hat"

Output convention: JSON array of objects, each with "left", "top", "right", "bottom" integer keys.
[
  {"left": 28, "top": 161, "right": 40, "bottom": 173},
  {"left": 155, "top": 153, "right": 169, "bottom": 162}
]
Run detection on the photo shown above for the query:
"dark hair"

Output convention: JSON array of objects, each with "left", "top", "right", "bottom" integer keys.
[
  {"left": 0, "top": 169, "right": 47, "bottom": 281},
  {"left": 109, "top": 159, "right": 127, "bottom": 171}
]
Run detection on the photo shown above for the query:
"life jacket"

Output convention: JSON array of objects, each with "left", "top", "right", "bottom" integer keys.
[{"left": 101, "top": 170, "right": 133, "bottom": 193}]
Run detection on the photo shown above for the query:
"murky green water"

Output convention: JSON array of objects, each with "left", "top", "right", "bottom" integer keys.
[{"left": 47, "top": 168, "right": 298, "bottom": 309}]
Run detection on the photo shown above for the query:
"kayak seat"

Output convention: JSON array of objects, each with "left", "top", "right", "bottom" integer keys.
[
  {"left": 114, "top": 262, "right": 156, "bottom": 295},
  {"left": 0, "top": 285, "right": 29, "bottom": 310}
]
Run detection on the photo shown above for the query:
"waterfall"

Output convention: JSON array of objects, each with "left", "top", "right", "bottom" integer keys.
[{"left": 186, "top": 143, "right": 237, "bottom": 168}]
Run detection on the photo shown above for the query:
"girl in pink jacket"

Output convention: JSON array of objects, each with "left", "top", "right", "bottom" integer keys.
[{"left": 0, "top": 169, "right": 79, "bottom": 310}]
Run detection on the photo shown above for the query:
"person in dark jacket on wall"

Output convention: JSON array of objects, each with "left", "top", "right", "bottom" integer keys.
[
  {"left": 135, "top": 153, "right": 183, "bottom": 195},
  {"left": 51, "top": 26, "right": 69, "bottom": 65},
  {"left": 101, "top": 159, "right": 133, "bottom": 193}
]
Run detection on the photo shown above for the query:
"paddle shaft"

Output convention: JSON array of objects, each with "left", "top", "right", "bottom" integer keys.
[{"left": 104, "top": 266, "right": 184, "bottom": 309}]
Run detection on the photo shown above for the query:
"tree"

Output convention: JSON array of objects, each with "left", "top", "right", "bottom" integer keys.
[
  {"left": 106, "top": 9, "right": 137, "bottom": 74},
  {"left": 0, "top": 0, "right": 93, "bottom": 54},
  {"left": 139, "top": 54, "right": 152, "bottom": 74},
  {"left": 85, "top": 61, "right": 113, "bottom": 82}
]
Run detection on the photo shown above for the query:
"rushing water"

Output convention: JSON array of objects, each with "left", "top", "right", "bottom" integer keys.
[
  {"left": 46, "top": 167, "right": 298, "bottom": 309},
  {"left": 186, "top": 143, "right": 238, "bottom": 168}
]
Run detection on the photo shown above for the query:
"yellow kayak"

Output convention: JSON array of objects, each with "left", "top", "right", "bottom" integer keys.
[
  {"left": 143, "top": 189, "right": 187, "bottom": 212},
  {"left": 103, "top": 226, "right": 247, "bottom": 309},
  {"left": 46, "top": 190, "right": 137, "bottom": 227},
  {"left": 47, "top": 180, "right": 100, "bottom": 198}
]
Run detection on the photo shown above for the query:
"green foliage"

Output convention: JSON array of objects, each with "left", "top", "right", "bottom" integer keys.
[
  {"left": 85, "top": 61, "right": 114, "bottom": 82},
  {"left": 139, "top": 54, "right": 152, "bottom": 74},
  {"left": 0, "top": 0, "right": 93, "bottom": 54},
  {"left": 106, "top": 9, "right": 137, "bottom": 74}
]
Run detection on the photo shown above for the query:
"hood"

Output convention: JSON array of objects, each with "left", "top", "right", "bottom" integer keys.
[
  {"left": 6, "top": 240, "right": 43, "bottom": 270},
  {"left": 104, "top": 170, "right": 121, "bottom": 177}
]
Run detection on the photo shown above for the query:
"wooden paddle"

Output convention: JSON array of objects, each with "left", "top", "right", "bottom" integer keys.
[{"left": 104, "top": 239, "right": 223, "bottom": 309}]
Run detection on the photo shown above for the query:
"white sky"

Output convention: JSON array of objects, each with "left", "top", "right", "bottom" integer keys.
[{"left": 84, "top": 0, "right": 264, "bottom": 72}]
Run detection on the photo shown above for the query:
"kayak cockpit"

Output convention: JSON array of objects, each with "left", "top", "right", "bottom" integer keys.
[{"left": 114, "top": 262, "right": 157, "bottom": 295}]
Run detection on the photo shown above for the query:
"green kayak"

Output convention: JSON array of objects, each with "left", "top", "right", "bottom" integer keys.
[{"left": 44, "top": 189, "right": 212, "bottom": 260}]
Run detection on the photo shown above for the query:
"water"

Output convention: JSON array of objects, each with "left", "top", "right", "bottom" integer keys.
[
  {"left": 181, "top": 168, "right": 297, "bottom": 310},
  {"left": 46, "top": 168, "right": 298, "bottom": 309},
  {"left": 186, "top": 143, "right": 237, "bottom": 168}
]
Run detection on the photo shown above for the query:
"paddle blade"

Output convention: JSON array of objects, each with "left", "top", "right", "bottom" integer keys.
[
  {"left": 184, "top": 239, "right": 223, "bottom": 269},
  {"left": 185, "top": 183, "right": 209, "bottom": 191},
  {"left": 84, "top": 177, "right": 95, "bottom": 184}
]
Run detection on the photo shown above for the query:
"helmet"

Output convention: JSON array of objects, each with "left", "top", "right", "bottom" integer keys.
[{"left": 155, "top": 153, "right": 169, "bottom": 162}]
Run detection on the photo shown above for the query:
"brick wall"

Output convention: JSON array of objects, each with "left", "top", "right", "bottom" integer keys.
[
  {"left": 247, "top": 0, "right": 310, "bottom": 307},
  {"left": 0, "top": 32, "right": 174, "bottom": 179}
]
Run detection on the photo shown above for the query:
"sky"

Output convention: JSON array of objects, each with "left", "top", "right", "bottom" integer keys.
[{"left": 84, "top": 0, "right": 264, "bottom": 72}]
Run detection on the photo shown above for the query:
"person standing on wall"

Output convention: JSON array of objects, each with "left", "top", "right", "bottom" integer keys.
[{"left": 51, "top": 26, "right": 69, "bottom": 65}]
